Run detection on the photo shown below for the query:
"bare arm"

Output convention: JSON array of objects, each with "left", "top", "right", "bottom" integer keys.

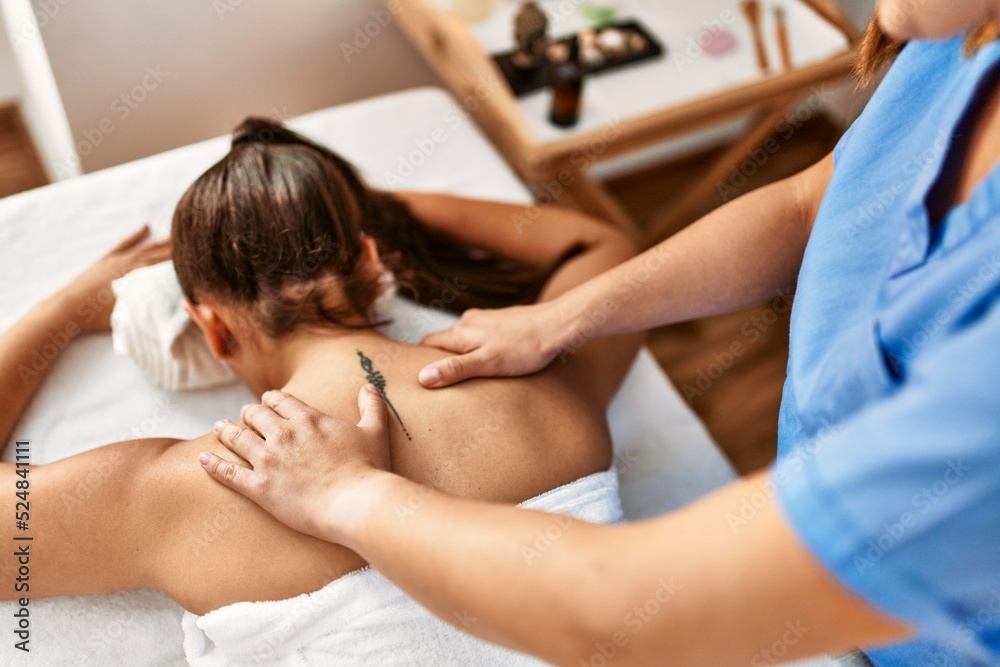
[
  {"left": 0, "top": 431, "right": 363, "bottom": 616},
  {"left": 417, "top": 153, "right": 834, "bottom": 387},
  {"left": 0, "top": 439, "right": 176, "bottom": 599},
  {"left": 340, "top": 470, "right": 910, "bottom": 665},
  {"left": 204, "top": 388, "right": 912, "bottom": 666},
  {"left": 392, "top": 191, "right": 637, "bottom": 301},
  {"left": 0, "top": 227, "right": 180, "bottom": 602},
  {"left": 0, "top": 295, "right": 83, "bottom": 447},
  {"left": 0, "top": 227, "right": 170, "bottom": 445},
  {"left": 395, "top": 191, "right": 644, "bottom": 403}
]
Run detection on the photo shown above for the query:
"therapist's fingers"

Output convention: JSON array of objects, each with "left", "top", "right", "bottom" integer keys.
[
  {"left": 418, "top": 350, "right": 493, "bottom": 388},
  {"left": 199, "top": 451, "right": 257, "bottom": 496},
  {"left": 213, "top": 418, "right": 265, "bottom": 463},
  {"left": 261, "top": 389, "right": 313, "bottom": 420},
  {"left": 419, "top": 325, "right": 474, "bottom": 354},
  {"left": 240, "top": 402, "right": 284, "bottom": 438},
  {"left": 357, "top": 384, "right": 388, "bottom": 435}
]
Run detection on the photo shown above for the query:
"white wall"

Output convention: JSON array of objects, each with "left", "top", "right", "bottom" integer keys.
[
  {"left": 840, "top": 0, "right": 876, "bottom": 28},
  {"left": 1, "top": 0, "right": 80, "bottom": 180},
  {"left": 0, "top": 33, "right": 22, "bottom": 102},
  {"left": 814, "top": 0, "right": 876, "bottom": 128},
  {"left": 32, "top": 0, "right": 877, "bottom": 175},
  {"left": 34, "top": 0, "right": 440, "bottom": 173}
]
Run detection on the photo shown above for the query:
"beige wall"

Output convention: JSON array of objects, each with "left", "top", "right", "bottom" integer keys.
[
  {"left": 841, "top": 0, "right": 875, "bottom": 27},
  {"left": 34, "top": 0, "right": 876, "bottom": 175},
  {"left": 35, "top": 0, "right": 440, "bottom": 172},
  {"left": 0, "top": 31, "right": 21, "bottom": 102}
]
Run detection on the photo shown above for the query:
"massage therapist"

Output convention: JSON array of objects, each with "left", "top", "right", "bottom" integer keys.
[{"left": 199, "top": 1, "right": 1000, "bottom": 664}]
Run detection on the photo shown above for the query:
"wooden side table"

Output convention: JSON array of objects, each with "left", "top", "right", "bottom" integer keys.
[{"left": 393, "top": 0, "right": 859, "bottom": 245}]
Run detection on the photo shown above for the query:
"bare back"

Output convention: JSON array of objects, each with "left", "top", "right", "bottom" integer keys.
[
  {"left": 125, "top": 334, "right": 622, "bottom": 614},
  {"left": 5, "top": 195, "right": 641, "bottom": 616}
]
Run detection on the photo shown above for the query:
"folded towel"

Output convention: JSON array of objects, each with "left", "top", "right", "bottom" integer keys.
[
  {"left": 182, "top": 469, "right": 623, "bottom": 666},
  {"left": 110, "top": 262, "right": 418, "bottom": 392},
  {"left": 110, "top": 261, "right": 238, "bottom": 391}
]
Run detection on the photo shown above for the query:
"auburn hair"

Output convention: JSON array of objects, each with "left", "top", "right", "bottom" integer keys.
[
  {"left": 856, "top": 11, "right": 1000, "bottom": 85},
  {"left": 172, "top": 117, "right": 556, "bottom": 338}
]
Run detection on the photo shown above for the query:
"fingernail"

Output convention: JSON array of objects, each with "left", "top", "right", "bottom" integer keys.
[
  {"left": 365, "top": 383, "right": 380, "bottom": 394},
  {"left": 261, "top": 390, "right": 273, "bottom": 402},
  {"left": 199, "top": 452, "right": 212, "bottom": 465},
  {"left": 214, "top": 419, "right": 227, "bottom": 432},
  {"left": 240, "top": 404, "right": 251, "bottom": 416},
  {"left": 418, "top": 367, "right": 440, "bottom": 386}
]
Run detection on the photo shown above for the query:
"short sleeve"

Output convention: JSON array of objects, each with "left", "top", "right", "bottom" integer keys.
[
  {"left": 832, "top": 117, "right": 859, "bottom": 167},
  {"left": 774, "top": 298, "right": 1000, "bottom": 661}
]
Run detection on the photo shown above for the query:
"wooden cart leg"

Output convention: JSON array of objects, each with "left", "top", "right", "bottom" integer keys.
[
  {"left": 528, "top": 159, "right": 640, "bottom": 239},
  {"left": 642, "top": 94, "right": 799, "bottom": 247},
  {"left": 563, "top": 169, "right": 639, "bottom": 237}
]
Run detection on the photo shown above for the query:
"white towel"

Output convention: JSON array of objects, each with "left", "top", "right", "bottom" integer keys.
[
  {"left": 109, "top": 262, "right": 420, "bottom": 392},
  {"left": 182, "top": 469, "right": 623, "bottom": 667},
  {"left": 110, "top": 261, "right": 238, "bottom": 392}
]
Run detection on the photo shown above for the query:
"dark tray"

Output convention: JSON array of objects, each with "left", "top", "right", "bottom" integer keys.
[{"left": 492, "top": 19, "right": 666, "bottom": 97}]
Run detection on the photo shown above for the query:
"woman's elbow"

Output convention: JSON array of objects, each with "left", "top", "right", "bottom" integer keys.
[
  {"left": 595, "top": 227, "right": 640, "bottom": 267},
  {"left": 612, "top": 233, "right": 640, "bottom": 262}
]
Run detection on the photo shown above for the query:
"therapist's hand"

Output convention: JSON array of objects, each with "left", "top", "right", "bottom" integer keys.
[
  {"left": 418, "top": 302, "right": 567, "bottom": 388},
  {"left": 200, "top": 385, "right": 393, "bottom": 542}
]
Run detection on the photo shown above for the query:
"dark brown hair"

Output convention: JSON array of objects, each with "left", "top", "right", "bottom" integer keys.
[
  {"left": 172, "top": 118, "right": 555, "bottom": 338},
  {"left": 856, "top": 12, "right": 1000, "bottom": 85}
]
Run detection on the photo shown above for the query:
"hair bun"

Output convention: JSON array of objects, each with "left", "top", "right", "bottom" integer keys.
[
  {"left": 230, "top": 133, "right": 257, "bottom": 147},
  {"left": 230, "top": 116, "right": 296, "bottom": 149}
]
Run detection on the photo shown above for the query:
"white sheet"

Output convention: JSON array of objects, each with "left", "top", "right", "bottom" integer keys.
[{"left": 0, "top": 87, "right": 738, "bottom": 665}]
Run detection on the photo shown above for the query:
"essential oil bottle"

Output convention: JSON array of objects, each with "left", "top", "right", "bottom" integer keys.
[{"left": 548, "top": 40, "right": 584, "bottom": 128}]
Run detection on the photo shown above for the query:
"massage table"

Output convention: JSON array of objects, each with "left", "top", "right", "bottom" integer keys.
[{"left": 0, "top": 87, "right": 841, "bottom": 666}]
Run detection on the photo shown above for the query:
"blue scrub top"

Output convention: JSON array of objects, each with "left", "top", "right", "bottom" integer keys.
[{"left": 774, "top": 36, "right": 1000, "bottom": 666}]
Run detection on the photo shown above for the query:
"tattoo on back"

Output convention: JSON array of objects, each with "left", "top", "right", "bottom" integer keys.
[{"left": 357, "top": 350, "right": 412, "bottom": 441}]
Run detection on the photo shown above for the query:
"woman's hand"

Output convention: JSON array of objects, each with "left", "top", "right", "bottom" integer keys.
[
  {"left": 200, "top": 385, "right": 392, "bottom": 543},
  {"left": 57, "top": 225, "right": 171, "bottom": 333},
  {"left": 417, "top": 302, "right": 569, "bottom": 388}
]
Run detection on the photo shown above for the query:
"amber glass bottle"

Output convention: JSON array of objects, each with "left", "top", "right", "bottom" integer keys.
[{"left": 548, "top": 41, "right": 584, "bottom": 127}]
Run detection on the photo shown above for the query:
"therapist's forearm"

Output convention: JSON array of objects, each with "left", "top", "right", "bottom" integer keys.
[
  {"left": 330, "top": 472, "right": 635, "bottom": 663},
  {"left": 551, "top": 155, "right": 832, "bottom": 345},
  {"left": 0, "top": 293, "right": 82, "bottom": 445},
  {"left": 326, "top": 466, "right": 909, "bottom": 666}
]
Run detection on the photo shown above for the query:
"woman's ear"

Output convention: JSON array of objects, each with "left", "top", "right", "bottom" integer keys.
[
  {"left": 183, "top": 298, "right": 234, "bottom": 358},
  {"left": 360, "top": 235, "right": 382, "bottom": 268},
  {"left": 360, "top": 235, "right": 387, "bottom": 282}
]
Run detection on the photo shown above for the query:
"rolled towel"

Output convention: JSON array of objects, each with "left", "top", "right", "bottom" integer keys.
[
  {"left": 182, "top": 468, "right": 623, "bottom": 666},
  {"left": 110, "top": 261, "right": 238, "bottom": 392},
  {"left": 110, "top": 261, "right": 415, "bottom": 392}
]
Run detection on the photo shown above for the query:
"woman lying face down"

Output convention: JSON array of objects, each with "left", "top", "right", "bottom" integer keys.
[
  {"left": 0, "top": 118, "right": 641, "bottom": 617},
  {"left": 172, "top": 118, "right": 578, "bottom": 400}
]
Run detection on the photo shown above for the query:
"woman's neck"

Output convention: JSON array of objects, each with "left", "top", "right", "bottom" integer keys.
[{"left": 244, "top": 327, "right": 399, "bottom": 398}]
